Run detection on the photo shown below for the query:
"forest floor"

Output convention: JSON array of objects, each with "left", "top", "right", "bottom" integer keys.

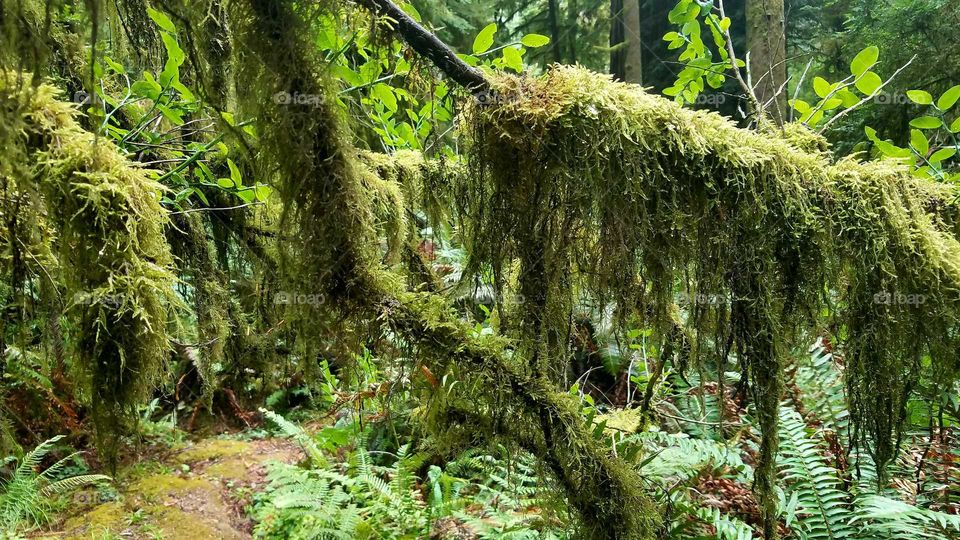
[{"left": 31, "top": 435, "right": 304, "bottom": 539}]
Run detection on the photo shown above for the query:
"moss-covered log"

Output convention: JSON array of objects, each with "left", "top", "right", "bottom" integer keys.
[{"left": 464, "top": 65, "right": 960, "bottom": 536}]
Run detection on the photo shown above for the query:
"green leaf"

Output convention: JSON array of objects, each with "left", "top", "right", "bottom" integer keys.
[
  {"left": 159, "top": 32, "right": 185, "bottom": 86},
  {"left": 937, "top": 85, "right": 960, "bottom": 110},
  {"left": 103, "top": 56, "right": 125, "bottom": 74},
  {"left": 502, "top": 47, "right": 523, "bottom": 72},
  {"left": 371, "top": 83, "right": 398, "bottom": 112},
  {"left": 131, "top": 79, "right": 162, "bottom": 101},
  {"left": 521, "top": 34, "right": 551, "bottom": 48},
  {"left": 837, "top": 88, "right": 860, "bottom": 108},
  {"left": 146, "top": 7, "right": 176, "bottom": 33},
  {"left": 910, "top": 129, "right": 929, "bottom": 155},
  {"left": 929, "top": 148, "right": 957, "bottom": 163},
  {"left": 789, "top": 99, "right": 810, "bottom": 114},
  {"left": 952, "top": 116, "right": 960, "bottom": 133},
  {"left": 821, "top": 98, "right": 843, "bottom": 111},
  {"left": 227, "top": 158, "right": 243, "bottom": 187},
  {"left": 855, "top": 72, "right": 882, "bottom": 95},
  {"left": 865, "top": 126, "right": 880, "bottom": 143},
  {"left": 399, "top": 1, "right": 421, "bottom": 22},
  {"left": 907, "top": 90, "right": 933, "bottom": 105},
  {"left": 662, "top": 31, "right": 680, "bottom": 41},
  {"left": 909, "top": 116, "right": 942, "bottom": 129},
  {"left": 472, "top": 23, "right": 497, "bottom": 54},
  {"left": 216, "top": 178, "right": 234, "bottom": 189},
  {"left": 813, "top": 77, "right": 832, "bottom": 98},
  {"left": 254, "top": 185, "right": 273, "bottom": 202},
  {"left": 850, "top": 46, "right": 879, "bottom": 77}
]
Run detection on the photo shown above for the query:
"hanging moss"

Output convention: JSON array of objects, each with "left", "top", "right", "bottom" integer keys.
[
  {"left": 464, "top": 65, "right": 960, "bottom": 536},
  {"left": 0, "top": 74, "right": 177, "bottom": 466},
  {"left": 228, "top": 3, "right": 662, "bottom": 536}
]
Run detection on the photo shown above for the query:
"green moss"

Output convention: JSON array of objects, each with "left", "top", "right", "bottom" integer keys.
[
  {"left": 130, "top": 474, "right": 217, "bottom": 501},
  {"left": 0, "top": 74, "right": 178, "bottom": 467},
  {"left": 464, "top": 64, "right": 960, "bottom": 536},
  {"left": 63, "top": 502, "right": 127, "bottom": 539},
  {"left": 145, "top": 506, "right": 242, "bottom": 540},
  {"left": 174, "top": 439, "right": 252, "bottom": 464}
]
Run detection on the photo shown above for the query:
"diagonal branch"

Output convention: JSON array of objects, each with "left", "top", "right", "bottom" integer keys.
[{"left": 354, "top": 0, "right": 490, "bottom": 92}]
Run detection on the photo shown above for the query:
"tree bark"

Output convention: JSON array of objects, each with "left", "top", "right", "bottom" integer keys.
[
  {"left": 746, "top": 0, "right": 787, "bottom": 125},
  {"left": 610, "top": 0, "right": 642, "bottom": 83}
]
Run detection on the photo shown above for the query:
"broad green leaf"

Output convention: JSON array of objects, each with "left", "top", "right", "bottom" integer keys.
[
  {"left": 521, "top": 34, "right": 551, "bottom": 48},
  {"left": 813, "top": 77, "right": 832, "bottom": 98},
  {"left": 217, "top": 178, "right": 234, "bottom": 189},
  {"left": 399, "top": 1, "right": 421, "bottom": 22},
  {"left": 227, "top": 158, "right": 243, "bottom": 187},
  {"left": 837, "top": 88, "right": 860, "bottom": 108},
  {"left": 789, "top": 99, "right": 810, "bottom": 114},
  {"left": 372, "top": 83, "right": 398, "bottom": 112},
  {"left": 910, "top": 129, "right": 929, "bottom": 155},
  {"left": 937, "top": 85, "right": 960, "bottom": 110},
  {"left": 907, "top": 90, "right": 933, "bottom": 105},
  {"left": 254, "top": 185, "right": 273, "bottom": 202},
  {"left": 718, "top": 17, "right": 731, "bottom": 32},
  {"left": 236, "top": 189, "right": 256, "bottom": 203},
  {"left": 850, "top": 46, "right": 879, "bottom": 77},
  {"left": 821, "top": 98, "right": 843, "bottom": 111},
  {"left": 663, "top": 32, "right": 680, "bottom": 42},
  {"left": 103, "top": 56, "right": 125, "bottom": 74},
  {"left": 909, "top": 116, "right": 942, "bottom": 129},
  {"left": 855, "top": 72, "right": 882, "bottom": 95},
  {"left": 865, "top": 126, "right": 880, "bottom": 142},
  {"left": 472, "top": 23, "right": 497, "bottom": 54},
  {"left": 952, "top": 116, "right": 960, "bottom": 133},
  {"left": 159, "top": 32, "right": 185, "bottom": 86},
  {"left": 502, "top": 47, "right": 523, "bottom": 72},
  {"left": 146, "top": 7, "right": 176, "bottom": 33},
  {"left": 667, "top": 0, "right": 693, "bottom": 23},
  {"left": 131, "top": 80, "right": 162, "bottom": 101},
  {"left": 929, "top": 148, "right": 957, "bottom": 163}
]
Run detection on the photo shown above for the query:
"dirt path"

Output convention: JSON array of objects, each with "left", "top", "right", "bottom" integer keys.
[{"left": 36, "top": 437, "right": 303, "bottom": 539}]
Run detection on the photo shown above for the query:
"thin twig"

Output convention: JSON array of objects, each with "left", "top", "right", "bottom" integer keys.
[{"left": 819, "top": 55, "right": 917, "bottom": 133}]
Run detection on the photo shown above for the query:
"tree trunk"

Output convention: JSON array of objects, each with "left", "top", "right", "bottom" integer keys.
[
  {"left": 610, "top": 0, "right": 642, "bottom": 83},
  {"left": 746, "top": 0, "right": 787, "bottom": 124},
  {"left": 548, "top": 0, "right": 564, "bottom": 62}
]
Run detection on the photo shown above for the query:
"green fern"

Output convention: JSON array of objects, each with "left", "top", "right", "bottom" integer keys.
[
  {"left": 778, "top": 406, "right": 855, "bottom": 540},
  {"left": 852, "top": 494, "right": 960, "bottom": 539},
  {"left": 259, "top": 407, "right": 326, "bottom": 466},
  {"left": 0, "top": 436, "right": 110, "bottom": 532}
]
